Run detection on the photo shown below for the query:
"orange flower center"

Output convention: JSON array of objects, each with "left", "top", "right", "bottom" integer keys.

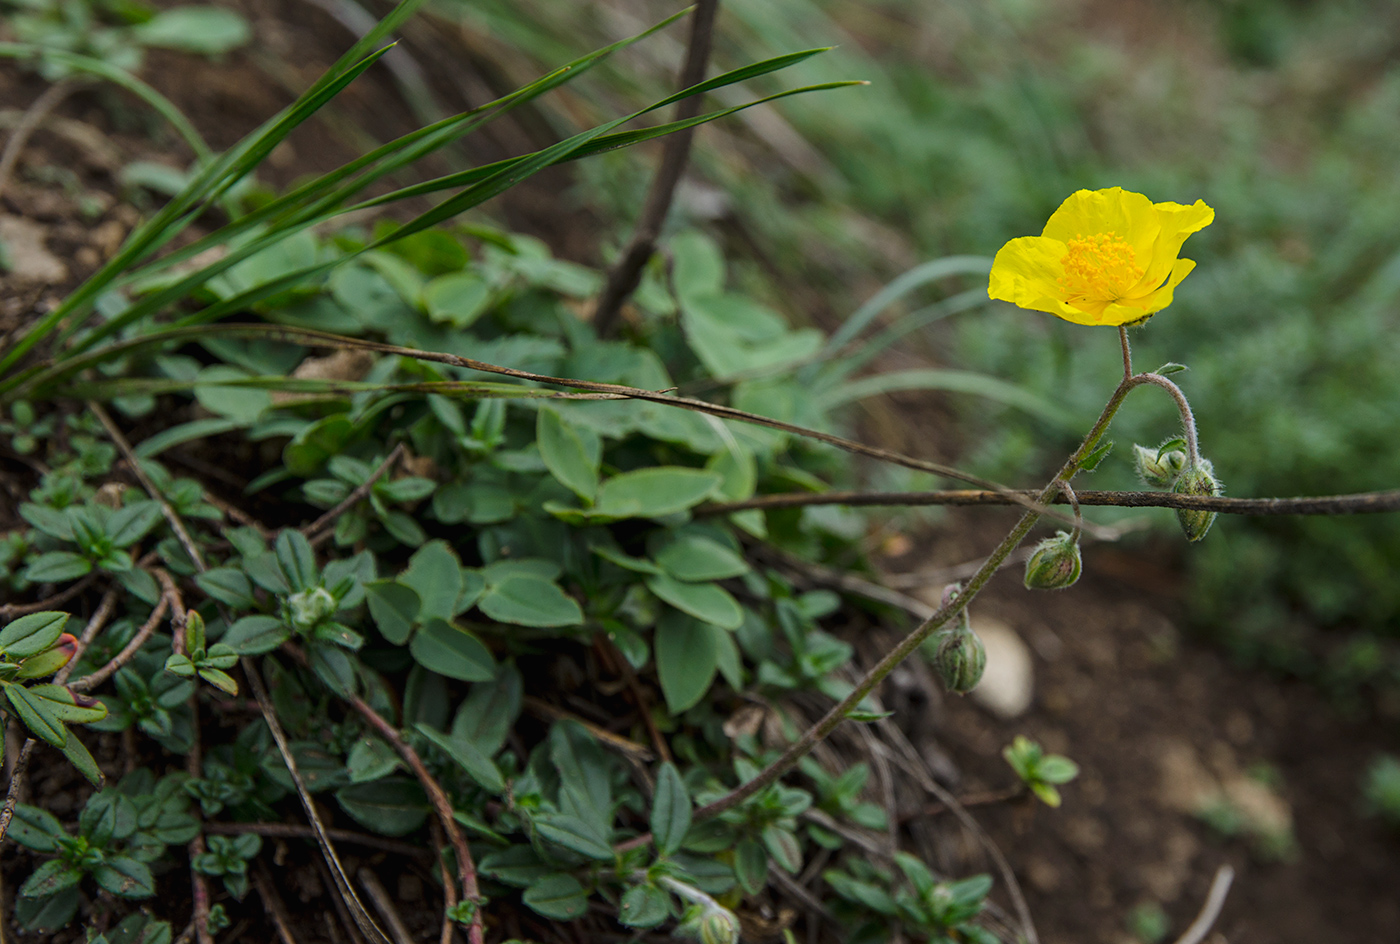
[{"left": 1058, "top": 232, "right": 1144, "bottom": 301}]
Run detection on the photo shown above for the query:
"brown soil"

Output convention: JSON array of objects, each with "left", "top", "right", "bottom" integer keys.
[{"left": 2, "top": 3, "right": 1398, "bottom": 943}]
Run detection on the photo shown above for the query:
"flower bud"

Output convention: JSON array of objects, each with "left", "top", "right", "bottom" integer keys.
[
  {"left": 698, "top": 907, "right": 740, "bottom": 944},
  {"left": 1133, "top": 443, "right": 1187, "bottom": 488},
  {"left": 1172, "top": 459, "right": 1221, "bottom": 542},
  {"left": 1023, "top": 531, "right": 1082, "bottom": 590},
  {"left": 933, "top": 626, "right": 986, "bottom": 694},
  {"left": 287, "top": 586, "right": 337, "bottom": 631}
]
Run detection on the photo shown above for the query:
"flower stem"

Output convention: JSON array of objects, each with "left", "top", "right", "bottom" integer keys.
[
  {"left": 684, "top": 372, "right": 1141, "bottom": 827},
  {"left": 1133, "top": 372, "right": 1200, "bottom": 467}
]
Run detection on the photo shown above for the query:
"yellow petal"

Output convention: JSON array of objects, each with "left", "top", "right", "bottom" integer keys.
[
  {"left": 1137, "top": 199, "right": 1214, "bottom": 292},
  {"left": 988, "top": 235, "right": 1067, "bottom": 308},
  {"left": 1097, "top": 259, "right": 1196, "bottom": 325},
  {"left": 1042, "top": 188, "right": 1160, "bottom": 263}
]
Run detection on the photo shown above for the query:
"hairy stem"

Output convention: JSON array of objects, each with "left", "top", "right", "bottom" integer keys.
[{"left": 1134, "top": 372, "right": 1200, "bottom": 467}]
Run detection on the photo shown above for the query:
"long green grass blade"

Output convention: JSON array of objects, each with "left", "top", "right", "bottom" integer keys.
[
  {"left": 0, "top": 45, "right": 394, "bottom": 380},
  {"left": 67, "top": 69, "right": 850, "bottom": 361},
  {"left": 0, "top": 43, "right": 211, "bottom": 160},
  {"left": 815, "top": 256, "right": 992, "bottom": 365},
  {"left": 113, "top": 9, "right": 692, "bottom": 293}
]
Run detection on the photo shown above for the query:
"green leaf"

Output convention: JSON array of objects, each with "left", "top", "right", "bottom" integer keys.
[
  {"left": 478, "top": 845, "right": 551, "bottom": 887},
  {"left": 549, "top": 721, "right": 612, "bottom": 823},
  {"left": 19, "top": 504, "right": 74, "bottom": 540},
  {"left": 521, "top": 872, "right": 589, "bottom": 920},
  {"left": 105, "top": 501, "right": 164, "bottom": 548},
  {"left": 346, "top": 736, "right": 400, "bottom": 784},
  {"left": 282, "top": 414, "right": 355, "bottom": 477},
  {"left": 1036, "top": 755, "right": 1080, "bottom": 785},
  {"left": 365, "top": 580, "right": 421, "bottom": 645},
  {"left": 195, "top": 568, "right": 256, "bottom": 609},
  {"left": 477, "top": 574, "right": 583, "bottom": 628},
  {"left": 274, "top": 530, "right": 318, "bottom": 593},
  {"left": 654, "top": 613, "right": 720, "bottom": 714},
  {"left": 1031, "top": 781, "right": 1063, "bottom": 807},
  {"left": 409, "top": 618, "right": 495, "bottom": 682},
  {"left": 423, "top": 271, "right": 492, "bottom": 327},
  {"left": 415, "top": 723, "right": 504, "bottom": 793},
  {"left": 133, "top": 6, "right": 252, "bottom": 54},
  {"left": 532, "top": 814, "right": 613, "bottom": 861},
  {"left": 23, "top": 552, "right": 93, "bottom": 584},
  {"left": 822, "top": 868, "right": 897, "bottom": 915},
  {"left": 762, "top": 824, "right": 802, "bottom": 873},
  {"left": 734, "top": 839, "right": 768, "bottom": 895},
  {"left": 399, "top": 540, "right": 462, "bottom": 621},
  {"left": 537, "top": 407, "right": 598, "bottom": 502},
  {"left": 26, "top": 684, "right": 108, "bottom": 723},
  {"left": 655, "top": 534, "right": 749, "bottom": 582},
  {"left": 197, "top": 668, "right": 239, "bottom": 695},
  {"left": 591, "top": 546, "right": 663, "bottom": 575},
  {"left": 1079, "top": 438, "right": 1114, "bottom": 472},
  {"left": 335, "top": 778, "right": 430, "bottom": 836},
  {"left": 222, "top": 615, "right": 290, "bottom": 655},
  {"left": 0, "top": 611, "right": 67, "bottom": 659},
  {"left": 93, "top": 856, "right": 155, "bottom": 899},
  {"left": 594, "top": 467, "right": 721, "bottom": 519},
  {"left": 646, "top": 574, "right": 742, "bottom": 629},
  {"left": 133, "top": 417, "right": 243, "bottom": 459},
  {"left": 8, "top": 805, "right": 65, "bottom": 853},
  {"left": 450, "top": 663, "right": 522, "bottom": 757},
  {"left": 618, "top": 884, "right": 669, "bottom": 928},
  {"left": 650, "top": 762, "right": 692, "bottom": 857},
  {"left": 20, "top": 860, "right": 84, "bottom": 899},
  {"left": 1155, "top": 362, "right": 1189, "bottom": 375},
  {"left": 5, "top": 683, "right": 66, "bottom": 747}
]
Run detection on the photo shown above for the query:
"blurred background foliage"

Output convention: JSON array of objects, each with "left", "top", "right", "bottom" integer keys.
[{"left": 429, "top": 0, "right": 1400, "bottom": 689}]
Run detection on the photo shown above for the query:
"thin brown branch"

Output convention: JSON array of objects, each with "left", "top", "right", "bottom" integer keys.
[
  {"left": 68, "top": 570, "right": 178, "bottom": 692},
  {"left": 284, "top": 645, "right": 483, "bottom": 944},
  {"left": 523, "top": 696, "right": 654, "bottom": 762},
  {"left": 592, "top": 0, "right": 720, "bottom": 336},
  {"left": 597, "top": 636, "right": 671, "bottom": 763},
  {"left": 0, "top": 571, "right": 98, "bottom": 618},
  {"left": 358, "top": 868, "right": 416, "bottom": 944},
  {"left": 93, "top": 324, "right": 1084, "bottom": 530},
  {"left": 302, "top": 444, "right": 405, "bottom": 543},
  {"left": 52, "top": 585, "right": 120, "bottom": 685},
  {"left": 899, "top": 785, "right": 1025, "bottom": 823},
  {"left": 244, "top": 657, "right": 394, "bottom": 944},
  {"left": 254, "top": 867, "right": 300, "bottom": 944},
  {"left": 90, "top": 401, "right": 209, "bottom": 572},
  {"left": 702, "top": 486, "right": 1400, "bottom": 517},
  {"left": 0, "top": 739, "right": 36, "bottom": 846},
  {"left": 1172, "top": 864, "right": 1236, "bottom": 944},
  {"left": 206, "top": 821, "right": 432, "bottom": 858},
  {"left": 0, "top": 78, "right": 86, "bottom": 202}
]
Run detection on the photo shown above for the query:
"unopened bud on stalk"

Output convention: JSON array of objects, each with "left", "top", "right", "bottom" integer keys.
[
  {"left": 1172, "top": 459, "right": 1221, "bottom": 542},
  {"left": 933, "top": 625, "right": 986, "bottom": 694},
  {"left": 698, "top": 907, "right": 740, "bottom": 944},
  {"left": 1133, "top": 442, "right": 1187, "bottom": 488},
  {"left": 1023, "top": 531, "right": 1082, "bottom": 590}
]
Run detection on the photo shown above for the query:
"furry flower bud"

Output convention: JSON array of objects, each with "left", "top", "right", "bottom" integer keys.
[
  {"left": 1173, "top": 459, "right": 1221, "bottom": 542},
  {"left": 1023, "top": 531, "right": 1082, "bottom": 590},
  {"left": 1133, "top": 442, "right": 1187, "bottom": 488},
  {"left": 698, "top": 908, "right": 740, "bottom": 944},
  {"left": 287, "top": 586, "right": 337, "bottom": 630},
  {"left": 933, "top": 626, "right": 986, "bottom": 694}
]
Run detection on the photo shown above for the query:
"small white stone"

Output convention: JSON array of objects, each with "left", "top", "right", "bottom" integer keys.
[
  {"left": 0, "top": 215, "right": 67, "bottom": 286},
  {"left": 968, "top": 618, "right": 1034, "bottom": 718}
]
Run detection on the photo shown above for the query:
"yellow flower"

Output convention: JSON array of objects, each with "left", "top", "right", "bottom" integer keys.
[{"left": 988, "top": 187, "right": 1214, "bottom": 326}]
